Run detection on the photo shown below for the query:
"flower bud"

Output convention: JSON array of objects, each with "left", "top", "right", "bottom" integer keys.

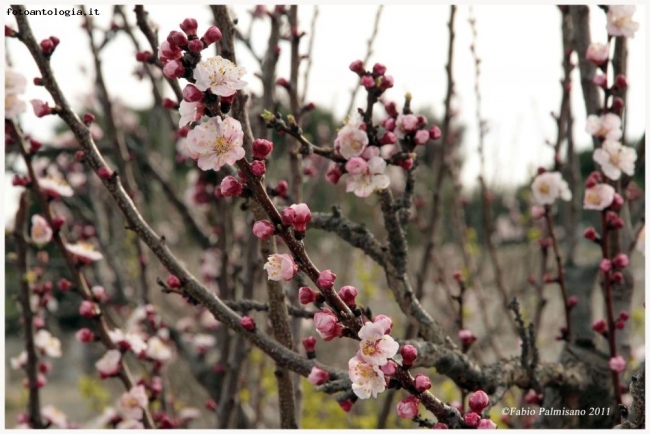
[
  {"left": 162, "top": 98, "right": 178, "bottom": 109},
  {"left": 379, "top": 131, "right": 397, "bottom": 145},
  {"left": 338, "top": 399, "right": 353, "bottom": 413},
  {"left": 276, "top": 77, "right": 290, "bottom": 89},
  {"left": 459, "top": 329, "right": 477, "bottom": 347},
  {"left": 252, "top": 139, "right": 274, "bottom": 159},
  {"left": 76, "top": 328, "right": 95, "bottom": 343},
  {"left": 250, "top": 160, "right": 266, "bottom": 177},
  {"left": 599, "top": 259, "right": 612, "bottom": 273},
  {"left": 202, "top": 26, "right": 222, "bottom": 45},
  {"left": 469, "top": 390, "right": 490, "bottom": 413},
  {"left": 167, "top": 30, "right": 188, "bottom": 47},
  {"left": 252, "top": 220, "right": 274, "bottom": 240},
  {"left": 429, "top": 125, "right": 442, "bottom": 140},
  {"left": 414, "top": 129, "right": 430, "bottom": 145},
  {"left": 399, "top": 157, "right": 415, "bottom": 170},
  {"left": 614, "top": 74, "right": 628, "bottom": 90},
  {"left": 325, "top": 164, "right": 343, "bottom": 185},
  {"left": 183, "top": 84, "right": 204, "bottom": 102},
  {"left": 57, "top": 278, "right": 72, "bottom": 292},
  {"left": 414, "top": 374, "right": 432, "bottom": 392},
  {"left": 338, "top": 285, "right": 358, "bottom": 307},
  {"left": 433, "top": 423, "right": 449, "bottom": 429},
  {"left": 400, "top": 344, "right": 417, "bottom": 366},
  {"left": 299, "top": 286, "right": 319, "bottom": 305},
  {"left": 619, "top": 310, "right": 630, "bottom": 321},
  {"left": 610, "top": 193, "right": 624, "bottom": 210},
  {"left": 360, "top": 75, "right": 375, "bottom": 88},
  {"left": 374, "top": 314, "right": 393, "bottom": 334},
  {"left": 302, "top": 336, "right": 316, "bottom": 353},
  {"left": 567, "top": 295, "right": 578, "bottom": 308},
  {"left": 307, "top": 366, "right": 330, "bottom": 385},
  {"left": 135, "top": 51, "right": 153, "bottom": 62},
  {"left": 396, "top": 396, "right": 420, "bottom": 419},
  {"left": 187, "top": 39, "right": 204, "bottom": 53},
  {"left": 98, "top": 167, "right": 112, "bottom": 180},
  {"left": 583, "top": 226, "right": 599, "bottom": 242},
  {"left": 372, "top": 63, "right": 387, "bottom": 76},
  {"left": 31, "top": 100, "right": 52, "bottom": 117},
  {"left": 163, "top": 60, "right": 185, "bottom": 79},
  {"left": 220, "top": 176, "right": 243, "bottom": 197},
  {"left": 275, "top": 180, "right": 288, "bottom": 198},
  {"left": 205, "top": 399, "right": 217, "bottom": 411},
  {"left": 349, "top": 60, "right": 365, "bottom": 76},
  {"left": 79, "top": 300, "right": 99, "bottom": 318},
  {"left": 585, "top": 42, "right": 609, "bottom": 66},
  {"left": 40, "top": 38, "right": 55, "bottom": 54},
  {"left": 611, "top": 97, "right": 625, "bottom": 111},
  {"left": 380, "top": 360, "right": 397, "bottom": 376},
  {"left": 240, "top": 316, "right": 255, "bottom": 331},
  {"left": 167, "top": 275, "right": 181, "bottom": 288},
  {"left": 592, "top": 319, "right": 607, "bottom": 334},
  {"left": 317, "top": 269, "right": 336, "bottom": 289},
  {"left": 477, "top": 419, "right": 497, "bottom": 429},
  {"left": 378, "top": 75, "right": 394, "bottom": 91},
  {"left": 615, "top": 319, "right": 625, "bottom": 330},
  {"left": 612, "top": 253, "right": 629, "bottom": 269},
  {"left": 593, "top": 74, "right": 608, "bottom": 88},
  {"left": 464, "top": 412, "right": 481, "bottom": 428},
  {"left": 179, "top": 18, "right": 198, "bottom": 36}
]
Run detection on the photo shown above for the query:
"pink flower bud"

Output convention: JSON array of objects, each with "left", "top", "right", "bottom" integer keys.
[
  {"left": 57, "top": 278, "right": 72, "bottom": 292},
  {"left": 615, "top": 319, "right": 625, "bottom": 330},
  {"left": 252, "top": 139, "right": 274, "bottom": 159},
  {"left": 608, "top": 356, "right": 626, "bottom": 373},
  {"left": 289, "top": 203, "right": 312, "bottom": 232},
  {"left": 98, "top": 167, "right": 112, "bottom": 179},
  {"left": 469, "top": 390, "right": 490, "bottom": 413},
  {"left": 240, "top": 316, "right": 256, "bottom": 331},
  {"left": 396, "top": 396, "right": 420, "bottom": 419},
  {"left": 400, "top": 344, "right": 417, "bottom": 366},
  {"left": 585, "top": 42, "right": 609, "bottom": 65},
  {"left": 524, "top": 389, "right": 543, "bottom": 404},
  {"left": 378, "top": 75, "right": 394, "bottom": 91},
  {"left": 205, "top": 399, "right": 217, "bottom": 411},
  {"left": 610, "top": 193, "right": 624, "bottom": 210},
  {"left": 163, "top": 60, "right": 185, "bottom": 79},
  {"left": 252, "top": 220, "right": 274, "bottom": 240},
  {"left": 345, "top": 157, "right": 368, "bottom": 175},
  {"left": 614, "top": 74, "right": 628, "bottom": 90},
  {"left": 76, "top": 328, "right": 95, "bottom": 343},
  {"left": 459, "top": 329, "right": 477, "bottom": 347},
  {"left": 313, "top": 308, "right": 343, "bottom": 341},
  {"left": 619, "top": 310, "right": 630, "bottom": 321},
  {"left": 592, "top": 319, "right": 607, "bottom": 334},
  {"left": 414, "top": 129, "right": 430, "bottom": 145},
  {"left": 360, "top": 75, "right": 375, "bottom": 88},
  {"left": 372, "top": 63, "right": 387, "bottom": 76},
  {"left": 612, "top": 253, "right": 629, "bottom": 269},
  {"left": 5, "top": 25, "right": 16, "bottom": 37},
  {"left": 398, "top": 158, "right": 414, "bottom": 171},
  {"left": 167, "top": 275, "right": 181, "bottom": 288},
  {"left": 30, "top": 99, "right": 52, "bottom": 117},
  {"left": 183, "top": 84, "right": 204, "bottom": 102},
  {"left": 79, "top": 300, "right": 99, "bottom": 318},
  {"left": 593, "top": 74, "right": 608, "bottom": 88},
  {"left": 380, "top": 131, "right": 397, "bottom": 145},
  {"left": 302, "top": 336, "right": 316, "bottom": 353},
  {"left": 162, "top": 98, "right": 178, "bottom": 109},
  {"left": 531, "top": 205, "right": 546, "bottom": 220},
  {"left": 583, "top": 226, "right": 599, "bottom": 241},
  {"left": 250, "top": 160, "right": 266, "bottom": 177},
  {"left": 414, "top": 374, "right": 431, "bottom": 392},
  {"left": 276, "top": 77, "right": 290, "bottom": 89},
  {"left": 187, "top": 39, "right": 204, "bottom": 53},
  {"left": 179, "top": 18, "right": 198, "bottom": 36},
  {"left": 380, "top": 360, "right": 397, "bottom": 376},
  {"left": 433, "top": 423, "right": 449, "bottom": 429},
  {"left": 611, "top": 97, "right": 625, "bottom": 111},
  {"left": 135, "top": 51, "right": 153, "bottom": 62},
  {"left": 477, "top": 419, "right": 498, "bottom": 429},
  {"left": 599, "top": 259, "right": 612, "bottom": 273},
  {"left": 384, "top": 117, "right": 396, "bottom": 131},
  {"left": 158, "top": 40, "right": 182, "bottom": 63},
  {"left": 220, "top": 176, "right": 243, "bottom": 197},
  {"left": 567, "top": 295, "right": 578, "bottom": 308},
  {"left": 82, "top": 113, "right": 95, "bottom": 125},
  {"left": 349, "top": 60, "right": 365, "bottom": 76},
  {"left": 38, "top": 361, "right": 51, "bottom": 374},
  {"left": 29, "top": 139, "right": 42, "bottom": 153},
  {"left": 338, "top": 399, "right": 353, "bottom": 413},
  {"left": 338, "top": 285, "right": 358, "bottom": 307},
  {"left": 317, "top": 270, "right": 337, "bottom": 289},
  {"left": 299, "top": 286, "right": 319, "bottom": 305},
  {"left": 307, "top": 366, "right": 330, "bottom": 385},
  {"left": 91, "top": 285, "right": 109, "bottom": 303},
  {"left": 374, "top": 314, "right": 393, "bottom": 334},
  {"left": 464, "top": 412, "right": 481, "bottom": 428},
  {"left": 33, "top": 77, "right": 43, "bottom": 85},
  {"left": 326, "top": 164, "right": 343, "bottom": 184},
  {"left": 167, "top": 30, "right": 188, "bottom": 47},
  {"left": 275, "top": 180, "right": 288, "bottom": 198},
  {"left": 40, "top": 38, "right": 54, "bottom": 54},
  {"left": 202, "top": 26, "right": 222, "bottom": 45}
]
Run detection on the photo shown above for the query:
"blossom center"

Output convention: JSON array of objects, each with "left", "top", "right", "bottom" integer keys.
[
  {"left": 609, "top": 152, "right": 620, "bottom": 166},
  {"left": 213, "top": 137, "right": 230, "bottom": 154},
  {"left": 539, "top": 183, "right": 550, "bottom": 195},
  {"left": 585, "top": 191, "right": 600, "bottom": 205}
]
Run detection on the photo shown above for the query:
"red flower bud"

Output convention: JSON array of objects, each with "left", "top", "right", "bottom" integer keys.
[
  {"left": 349, "top": 60, "right": 365, "bottom": 76},
  {"left": 360, "top": 75, "right": 375, "bottom": 88},
  {"left": 135, "top": 51, "right": 152, "bottom": 62},
  {"left": 49, "top": 36, "right": 60, "bottom": 47},
  {"left": 275, "top": 180, "right": 288, "bottom": 198},
  {"left": 75, "top": 328, "right": 95, "bottom": 343},
  {"left": 205, "top": 399, "right": 217, "bottom": 411},
  {"left": 599, "top": 259, "right": 612, "bottom": 273},
  {"left": 83, "top": 112, "right": 95, "bottom": 124},
  {"left": 464, "top": 412, "right": 481, "bottom": 428},
  {"left": 325, "top": 164, "right": 343, "bottom": 185},
  {"left": 400, "top": 344, "right": 417, "bottom": 366},
  {"left": 167, "top": 275, "right": 181, "bottom": 288},
  {"left": 611, "top": 97, "right": 625, "bottom": 111},
  {"left": 302, "top": 336, "right": 317, "bottom": 353},
  {"left": 250, "top": 160, "right": 266, "bottom": 177},
  {"left": 29, "top": 139, "right": 42, "bottom": 153},
  {"left": 414, "top": 374, "right": 431, "bottom": 392},
  {"left": 57, "top": 278, "right": 72, "bottom": 292},
  {"left": 378, "top": 74, "right": 394, "bottom": 91},
  {"left": 299, "top": 286, "right": 319, "bottom": 305},
  {"left": 40, "top": 38, "right": 55, "bottom": 54},
  {"left": 612, "top": 253, "right": 629, "bottom": 269},
  {"left": 469, "top": 390, "right": 490, "bottom": 413},
  {"left": 79, "top": 300, "right": 99, "bottom": 318},
  {"left": 252, "top": 139, "right": 274, "bottom": 159},
  {"left": 202, "top": 26, "right": 222, "bottom": 45},
  {"left": 240, "top": 316, "right": 256, "bottom": 331},
  {"left": 220, "top": 176, "right": 243, "bottom": 197},
  {"left": 567, "top": 295, "right": 578, "bottom": 308},
  {"left": 98, "top": 167, "right": 112, "bottom": 180},
  {"left": 276, "top": 77, "right": 290, "bottom": 89},
  {"left": 380, "top": 131, "right": 397, "bottom": 145},
  {"left": 338, "top": 285, "right": 358, "bottom": 307},
  {"left": 611, "top": 271, "right": 624, "bottom": 283},
  {"left": 317, "top": 270, "right": 336, "bottom": 289},
  {"left": 179, "top": 18, "right": 198, "bottom": 36},
  {"left": 583, "top": 226, "right": 599, "bottom": 241},
  {"left": 430, "top": 126, "right": 442, "bottom": 140},
  {"left": 163, "top": 60, "right": 185, "bottom": 79},
  {"left": 338, "top": 399, "right": 354, "bottom": 413},
  {"left": 167, "top": 30, "right": 188, "bottom": 47},
  {"left": 187, "top": 39, "right": 204, "bottom": 53},
  {"left": 592, "top": 319, "right": 607, "bottom": 334},
  {"left": 182, "top": 84, "right": 204, "bottom": 102},
  {"left": 614, "top": 74, "right": 628, "bottom": 90},
  {"left": 162, "top": 98, "right": 179, "bottom": 109},
  {"left": 372, "top": 62, "right": 387, "bottom": 76},
  {"left": 619, "top": 310, "right": 630, "bottom": 321},
  {"left": 252, "top": 220, "right": 275, "bottom": 240}
]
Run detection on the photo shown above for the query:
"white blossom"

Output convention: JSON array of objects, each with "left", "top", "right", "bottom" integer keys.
[
  {"left": 593, "top": 140, "right": 636, "bottom": 181},
  {"left": 193, "top": 56, "right": 247, "bottom": 97}
]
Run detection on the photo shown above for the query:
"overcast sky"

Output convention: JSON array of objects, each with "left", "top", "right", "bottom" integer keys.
[{"left": 3, "top": 4, "right": 647, "bottom": 218}]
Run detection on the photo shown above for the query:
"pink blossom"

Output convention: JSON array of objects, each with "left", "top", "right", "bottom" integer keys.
[
  {"left": 583, "top": 184, "right": 615, "bottom": 211},
  {"left": 119, "top": 385, "right": 149, "bottom": 420},
  {"left": 593, "top": 140, "right": 636, "bottom": 181},
  {"left": 65, "top": 242, "right": 103, "bottom": 263},
  {"left": 288, "top": 203, "right": 312, "bottom": 232},
  {"left": 5, "top": 69, "right": 27, "bottom": 118},
  {"left": 41, "top": 405, "right": 67, "bottom": 428},
  {"left": 396, "top": 395, "right": 420, "bottom": 419},
  {"left": 607, "top": 5, "right": 639, "bottom": 38},
  {"left": 38, "top": 176, "right": 74, "bottom": 198},
  {"left": 163, "top": 59, "right": 185, "bottom": 79},
  {"left": 158, "top": 40, "right": 182, "bottom": 63},
  {"left": 178, "top": 100, "right": 205, "bottom": 128},
  {"left": 477, "top": 419, "right": 498, "bottom": 429},
  {"left": 308, "top": 366, "right": 330, "bottom": 385},
  {"left": 30, "top": 99, "right": 52, "bottom": 117},
  {"left": 358, "top": 318, "right": 399, "bottom": 365},
  {"left": 586, "top": 113, "right": 622, "bottom": 141},
  {"left": 193, "top": 56, "right": 247, "bottom": 97},
  {"left": 345, "top": 157, "right": 368, "bottom": 175},
  {"left": 608, "top": 356, "right": 626, "bottom": 373},
  {"left": 345, "top": 156, "right": 390, "bottom": 198},
  {"left": 314, "top": 308, "right": 343, "bottom": 341},
  {"left": 186, "top": 117, "right": 245, "bottom": 172},
  {"left": 395, "top": 114, "right": 419, "bottom": 139},
  {"left": 263, "top": 253, "right": 298, "bottom": 281},
  {"left": 252, "top": 220, "right": 275, "bottom": 240},
  {"left": 531, "top": 172, "right": 572, "bottom": 205},
  {"left": 34, "top": 329, "right": 62, "bottom": 358},
  {"left": 349, "top": 353, "right": 386, "bottom": 399},
  {"left": 465, "top": 412, "right": 481, "bottom": 427},
  {"left": 586, "top": 42, "right": 609, "bottom": 65},
  {"left": 96, "top": 349, "right": 122, "bottom": 378},
  {"left": 108, "top": 329, "right": 148, "bottom": 355},
  {"left": 317, "top": 269, "right": 337, "bottom": 289},
  {"left": 373, "top": 315, "right": 393, "bottom": 334},
  {"left": 469, "top": 390, "right": 490, "bottom": 413},
  {"left": 334, "top": 113, "right": 369, "bottom": 159},
  {"left": 31, "top": 215, "right": 52, "bottom": 245}
]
